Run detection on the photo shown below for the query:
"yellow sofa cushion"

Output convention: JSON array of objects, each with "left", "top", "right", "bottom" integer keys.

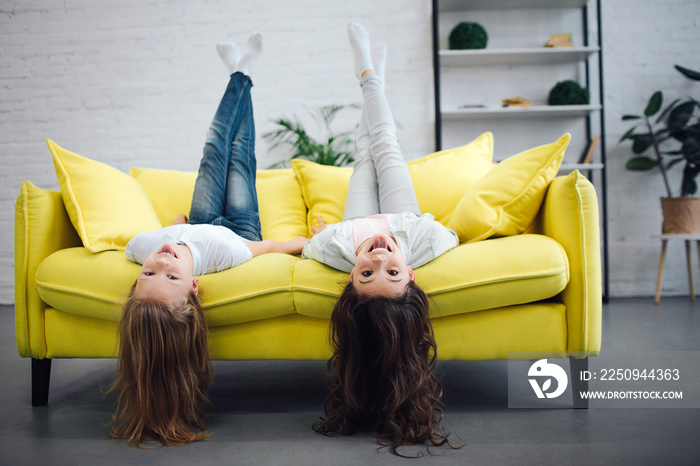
[
  {"left": 407, "top": 132, "right": 493, "bottom": 225},
  {"left": 35, "top": 247, "right": 300, "bottom": 326},
  {"left": 293, "top": 233, "right": 569, "bottom": 320},
  {"left": 47, "top": 140, "right": 163, "bottom": 252},
  {"left": 129, "top": 167, "right": 197, "bottom": 227},
  {"left": 448, "top": 133, "right": 570, "bottom": 243},
  {"left": 255, "top": 169, "right": 309, "bottom": 241},
  {"left": 292, "top": 133, "right": 494, "bottom": 232},
  {"left": 131, "top": 167, "right": 308, "bottom": 242},
  {"left": 291, "top": 159, "right": 353, "bottom": 235}
]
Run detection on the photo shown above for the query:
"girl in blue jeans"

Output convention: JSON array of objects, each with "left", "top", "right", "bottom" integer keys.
[
  {"left": 308, "top": 24, "right": 458, "bottom": 456},
  {"left": 109, "top": 34, "right": 308, "bottom": 448}
]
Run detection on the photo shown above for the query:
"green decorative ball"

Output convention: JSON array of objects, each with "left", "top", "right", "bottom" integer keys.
[
  {"left": 548, "top": 80, "right": 590, "bottom": 105},
  {"left": 448, "top": 22, "right": 488, "bottom": 50}
]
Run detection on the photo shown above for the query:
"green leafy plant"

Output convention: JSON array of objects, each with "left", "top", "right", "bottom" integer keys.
[
  {"left": 548, "top": 80, "right": 589, "bottom": 105},
  {"left": 448, "top": 22, "right": 488, "bottom": 50},
  {"left": 620, "top": 65, "right": 700, "bottom": 197},
  {"left": 263, "top": 104, "right": 357, "bottom": 168}
]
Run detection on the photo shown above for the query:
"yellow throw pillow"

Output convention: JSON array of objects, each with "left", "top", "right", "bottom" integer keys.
[
  {"left": 47, "top": 139, "right": 162, "bottom": 253},
  {"left": 256, "top": 169, "right": 309, "bottom": 241},
  {"left": 291, "top": 159, "right": 353, "bottom": 235},
  {"left": 448, "top": 133, "right": 571, "bottom": 243},
  {"left": 408, "top": 132, "right": 493, "bottom": 225},
  {"left": 129, "top": 167, "right": 197, "bottom": 226}
]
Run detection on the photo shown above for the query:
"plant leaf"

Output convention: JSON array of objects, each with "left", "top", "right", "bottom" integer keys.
[
  {"left": 626, "top": 156, "right": 658, "bottom": 170},
  {"left": 667, "top": 157, "right": 685, "bottom": 169},
  {"left": 668, "top": 101, "right": 696, "bottom": 132},
  {"left": 622, "top": 115, "right": 641, "bottom": 120},
  {"left": 631, "top": 134, "right": 654, "bottom": 154},
  {"left": 656, "top": 99, "right": 681, "bottom": 125},
  {"left": 645, "top": 91, "right": 663, "bottom": 117},
  {"left": 682, "top": 136, "right": 700, "bottom": 158},
  {"left": 675, "top": 64, "right": 700, "bottom": 81},
  {"left": 619, "top": 126, "right": 640, "bottom": 142}
]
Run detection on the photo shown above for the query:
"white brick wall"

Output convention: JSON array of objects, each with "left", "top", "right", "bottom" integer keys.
[
  {"left": 1, "top": 0, "right": 699, "bottom": 303},
  {"left": 0, "top": 0, "right": 434, "bottom": 304}
]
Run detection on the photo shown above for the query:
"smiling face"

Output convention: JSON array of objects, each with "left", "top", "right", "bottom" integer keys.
[
  {"left": 350, "top": 234, "right": 416, "bottom": 298},
  {"left": 135, "top": 242, "right": 199, "bottom": 303}
]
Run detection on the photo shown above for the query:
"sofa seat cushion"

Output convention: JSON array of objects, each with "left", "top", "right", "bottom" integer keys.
[
  {"left": 293, "top": 234, "right": 569, "bottom": 320},
  {"left": 36, "top": 248, "right": 300, "bottom": 326}
]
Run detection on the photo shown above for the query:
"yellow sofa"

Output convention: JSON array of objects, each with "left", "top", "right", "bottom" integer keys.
[{"left": 15, "top": 133, "right": 601, "bottom": 406}]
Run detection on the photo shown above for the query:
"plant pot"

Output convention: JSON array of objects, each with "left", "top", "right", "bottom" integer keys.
[{"left": 661, "top": 197, "right": 700, "bottom": 233}]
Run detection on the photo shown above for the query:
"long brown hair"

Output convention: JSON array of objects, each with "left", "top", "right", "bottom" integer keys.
[
  {"left": 107, "top": 284, "right": 213, "bottom": 448},
  {"left": 313, "top": 281, "right": 454, "bottom": 457}
]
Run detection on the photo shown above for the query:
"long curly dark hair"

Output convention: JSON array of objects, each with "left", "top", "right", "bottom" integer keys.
[
  {"left": 107, "top": 284, "right": 213, "bottom": 448},
  {"left": 313, "top": 280, "right": 454, "bottom": 456}
]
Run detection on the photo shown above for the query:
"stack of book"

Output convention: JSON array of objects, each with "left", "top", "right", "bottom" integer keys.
[
  {"left": 545, "top": 34, "right": 573, "bottom": 47},
  {"left": 501, "top": 97, "right": 531, "bottom": 108}
]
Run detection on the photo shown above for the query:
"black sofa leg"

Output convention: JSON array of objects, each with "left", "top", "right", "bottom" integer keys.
[
  {"left": 569, "top": 356, "right": 589, "bottom": 409},
  {"left": 32, "top": 358, "right": 52, "bottom": 407}
]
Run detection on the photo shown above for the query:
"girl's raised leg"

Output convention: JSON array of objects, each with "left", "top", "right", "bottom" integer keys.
[
  {"left": 189, "top": 35, "right": 263, "bottom": 241},
  {"left": 343, "top": 110, "right": 380, "bottom": 221},
  {"left": 348, "top": 24, "right": 420, "bottom": 216}
]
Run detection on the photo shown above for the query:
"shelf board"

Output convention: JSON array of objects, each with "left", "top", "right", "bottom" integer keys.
[
  {"left": 439, "top": 47, "right": 599, "bottom": 66},
  {"left": 559, "top": 162, "right": 604, "bottom": 172},
  {"left": 438, "top": 0, "right": 588, "bottom": 12},
  {"left": 442, "top": 104, "right": 601, "bottom": 119}
]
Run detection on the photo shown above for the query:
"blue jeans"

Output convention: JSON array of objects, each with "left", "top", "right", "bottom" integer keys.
[{"left": 188, "top": 72, "right": 262, "bottom": 241}]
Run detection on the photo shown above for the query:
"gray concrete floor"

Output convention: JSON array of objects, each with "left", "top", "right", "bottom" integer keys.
[{"left": 2, "top": 298, "right": 699, "bottom": 465}]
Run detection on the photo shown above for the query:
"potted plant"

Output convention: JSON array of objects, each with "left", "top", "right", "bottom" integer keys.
[
  {"left": 263, "top": 104, "right": 357, "bottom": 168},
  {"left": 620, "top": 65, "right": 700, "bottom": 233}
]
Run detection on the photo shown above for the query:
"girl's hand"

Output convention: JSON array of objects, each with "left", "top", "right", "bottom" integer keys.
[
  {"left": 285, "top": 236, "right": 310, "bottom": 255},
  {"left": 172, "top": 214, "right": 188, "bottom": 225},
  {"left": 245, "top": 237, "right": 309, "bottom": 257},
  {"left": 311, "top": 216, "right": 327, "bottom": 236}
]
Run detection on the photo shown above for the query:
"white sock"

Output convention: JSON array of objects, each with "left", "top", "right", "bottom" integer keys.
[
  {"left": 216, "top": 42, "right": 242, "bottom": 75},
  {"left": 236, "top": 32, "right": 263, "bottom": 77},
  {"left": 348, "top": 23, "right": 373, "bottom": 78}
]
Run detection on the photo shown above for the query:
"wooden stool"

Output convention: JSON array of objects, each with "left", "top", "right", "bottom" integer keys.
[{"left": 653, "top": 234, "right": 700, "bottom": 304}]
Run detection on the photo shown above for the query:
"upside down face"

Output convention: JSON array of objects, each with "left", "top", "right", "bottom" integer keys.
[
  {"left": 135, "top": 242, "right": 199, "bottom": 302},
  {"left": 350, "top": 234, "right": 415, "bottom": 298}
]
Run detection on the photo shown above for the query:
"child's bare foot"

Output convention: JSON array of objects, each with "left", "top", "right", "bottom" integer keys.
[{"left": 172, "top": 214, "right": 188, "bottom": 225}]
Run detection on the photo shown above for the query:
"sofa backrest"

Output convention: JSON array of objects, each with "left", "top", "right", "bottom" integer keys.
[{"left": 130, "top": 167, "right": 308, "bottom": 242}]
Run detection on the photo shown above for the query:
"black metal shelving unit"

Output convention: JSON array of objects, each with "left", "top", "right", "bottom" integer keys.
[{"left": 431, "top": 0, "right": 609, "bottom": 301}]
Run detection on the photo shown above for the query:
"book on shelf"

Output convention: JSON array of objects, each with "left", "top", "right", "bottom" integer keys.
[
  {"left": 545, "top": 34, "right": 573, "bottom": 47},
  {"left": 501, "top": 97, "right": 530, "bottom": 108},
  {"left": 578, "top": 135, "right": 600, "bottom": 164}
]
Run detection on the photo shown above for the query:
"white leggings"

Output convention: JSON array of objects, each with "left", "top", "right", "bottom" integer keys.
[{"left": 342, "top": 75, "right": 421, "bottom": 221}]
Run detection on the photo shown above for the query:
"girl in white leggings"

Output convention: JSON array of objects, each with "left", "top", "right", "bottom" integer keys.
[
  {"left": 308, "top": 24, "right": 459, "bottom": 457},
  {"left": 302, "top": 24, "right": 457, "bottom": 298}
]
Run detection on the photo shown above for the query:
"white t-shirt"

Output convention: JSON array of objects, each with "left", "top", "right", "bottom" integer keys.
[
  {"left": 302, "top": 212, "right": 458, "bottom": 273},
  {"left": 351, "top": 214, "right": 395, "bottom": 252},
  {"left": 125, "top": 224, "right": 253, "bottom": 276}
]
